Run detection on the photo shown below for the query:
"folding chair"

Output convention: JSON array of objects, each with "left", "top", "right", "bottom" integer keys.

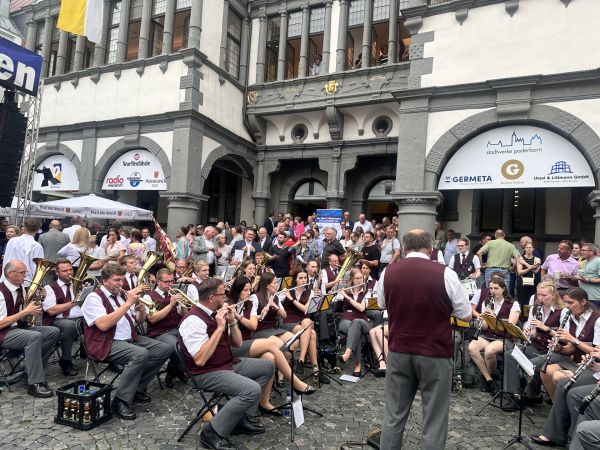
[
  {"left": 174, "top": 342, "right": 227, "bottom": 443},
  {"left": 0, "top": 348, "right": 25, "bottom": 392},
  {"left": 75, "top": 319, "right": 122, "bottom": 384}
]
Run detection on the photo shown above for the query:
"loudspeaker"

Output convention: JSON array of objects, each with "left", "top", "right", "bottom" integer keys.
[{"left": 0, "top": 100, "right": 26, "bottom": 207}]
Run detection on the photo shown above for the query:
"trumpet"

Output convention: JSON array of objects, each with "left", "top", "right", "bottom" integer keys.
[
  {"left": 540, "top": 310, "right": 572, "bottom": 373},
  {"left": 576, "top": 383, "right": 600, "bottom": 415},
  {"left": 564, "top": 355, "right": 598, "bottom": 391},
  {"left": 167, "top": 288, "right": 197, "bottom": 310},
  {"left": 119, "top": 287, "right": 158, "bottom": 315},
  {"left": 473, "top": 294, "right": 494, "bottom": 340}
]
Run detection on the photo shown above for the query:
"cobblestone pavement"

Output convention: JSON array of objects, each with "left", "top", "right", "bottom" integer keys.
[{"left": 0, "top": 359, "right": 558, "bottom": 450}]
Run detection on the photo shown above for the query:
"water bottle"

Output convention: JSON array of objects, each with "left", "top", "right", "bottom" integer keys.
[{"left": 283, "top": 392, "right": 291, "bottom": 418}]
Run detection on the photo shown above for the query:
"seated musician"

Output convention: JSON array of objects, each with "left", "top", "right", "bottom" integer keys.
[
  {"left": 369, "top": 323, "right": 388, "bottom": 377},
  {"left": 187, "top": 260, "right": 210, "bottom": 302},
  {"left": 254, "top": 251, "right": 273, "bottom": 276},
  {"left": 252, "top": 272, "right": 296, "bottom": 343},
  {"left": 468, "top": 275, "right": 520, "bottom": 394},
  {"left": 178, "top": 278, "right": 274, "bottom": 449},
  {"left": 0, "top": 260, "right": 59, "bottom": 397},
  {"left": 174, "top": 259, "right": 194, "bottom": 287},
  {"left": 337, "top": 268, "right": 373, "bottom": 377},
  {"left": 145, "top": 268, "right": 187, "bottom": 388},
  {"left": 240, "top": 260, "right": 260, "bottom": 292},
  {"left": 81, "top": 264, "right": 171, "bottom": 420},
  {"left": 503, "top": 281, "right": 563, "bottom": 407},
  {"left": 530, "top": 347, "right": 600, "bottom": 447},
  {"left": 321, "top": 254, "right": 341, "bottom": 294},
  {"left": 280, "top": 269, "right": 320, "bottom": 377},
  {"left": 227, "top": 276, "right": 315, "bottom": 415},
  {"left": 120, "top": 255, "right": 139, "bottom": 291},
  {"left": 42, "top": 259, "right": 83, "bottom": 376},
  {"left": 539, "top": 287, "right": 600, "bottom": 401},
  {"left": 360, "top": 262, "right": 383, "bottom": 327}
]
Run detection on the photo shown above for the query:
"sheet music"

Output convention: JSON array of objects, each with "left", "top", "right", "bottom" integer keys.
[
  {"left": 510, "top": 345, "right": 535, "bottom": 377},
  {"left": 339, "top": 374, "right": 360, "bottom": 383},
  {"left": 233, "top": 249, "right": 244, "bottom": 262},
  {"left": 79, "top": 285, "right": 95, "bottom": 305},
  {"left": 292, "top": 398, "right": 304, "bottom": 428}
]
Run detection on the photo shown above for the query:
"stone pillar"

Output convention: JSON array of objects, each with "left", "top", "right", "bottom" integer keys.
[
  {"left": 79, "top": 128, "right": 98, "bottom": 195},
  {"left": 252, "top": 151, "right": 278, "bottom": 225},
  {"left": 219, "top": 0, "right": 230, "bottom": 68},
  {"left": 55, "top": 30, "right": 68, "bottom": 75},
  {"left": 587, "top": 191, "right": 600, "bottom": 244},
  {"left": 73, "top": 36, "right": 86, "bottom": 71},
  {"left": 41, "top": 15, "right": 53, "bottom": 77},
  {"left": 255, "top": 14, "right": 267, "bottom": 83},
  {"left": 94, "top": 0, "right": 111, "bottom": 66},
  {"left": 298, "top": 5, "right": 310, "bottom": 77},
  {"left": 162, "top": 0, "right": 175, "bottom": 54},
  {"left": 321, "top": 1, "right": 332, "bottom": 75},
  {"left": 187, "top": 0, "right": 203, "bottom": 50},
  {"left": 116, "top": 0, "right": 132, "bottom": 62},
  {"left": 239, "top": 18, "right": 250, "bottom": 82},
  {"left": 395, "top": 193, "right": 443, "bottom": 241},
  {"left": 276, "top": 10, "right": 288, "bottom": 81},
  {"left": 164, "top": 195, "right": 204, "bottom": 237},
  {"left": 138, "top": 0, "right": 153, "bottom": 59},
  {"left": 335, "top": 0, "right": 349, "bottom": 72},
  {"left": 25, "top": 20, "right": 36, "bottom": 52},
  {"left": 361, "top": 0, "right": 373, "bottom": 68},
  {"left": 253, "top": 196, "right": 269, "bottom": 226},
  {"left": 388, "top": 0, "right": 399, "bottom": 64}
]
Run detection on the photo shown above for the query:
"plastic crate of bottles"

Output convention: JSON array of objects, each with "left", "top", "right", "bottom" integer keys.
[{"left": 54, "top": 380, "right": 113, "bottom": 430}]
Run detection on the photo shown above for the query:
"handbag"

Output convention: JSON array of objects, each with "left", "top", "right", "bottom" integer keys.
[{"left": 522, "top": 276, "right": 535, "bottom": 286}]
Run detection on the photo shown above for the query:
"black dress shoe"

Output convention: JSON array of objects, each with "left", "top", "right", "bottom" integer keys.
[
  {"left": 294, "top": 385, "right": 317, "bottom": 396},
  {"left": 59, "top": 360, "right": 79, "bottom": 376},
  {"left": 529, "top": 435, "right": 559, "bottom": 447},
  {"left": 258, "top": 405, "right": 282, "bottom": 417},
  {"left": 165, "top": 373, "right": 175, "bottom": 388},
  {"left": 373, "top": 368, "right": 387, "bottom": 378},
  {"left": 199, "top": 423, "right": 237, "bottom": 450},
  {"left": 27, "top": 383, "right": 53, "bottom": 398},
  {"left": 133, "top": 391, "right": 151, "bottom": 403},
  {"left": 480, "top": 380, "right": 493, "bottom": 393},
  {"left": 294, "top": 360, "right": 305, "bottom": 375},
  {"left": 111, "top": 398, "right": 136, "bottom": 420},
  {"left": 231, "top": 417, "right": 266, "bottom": 435},
  {"left": 501, "top": 396, "right": 521, "bottom": 412},
  {"left": 523, "top": 395, "right": 543, "bottom": 406}
]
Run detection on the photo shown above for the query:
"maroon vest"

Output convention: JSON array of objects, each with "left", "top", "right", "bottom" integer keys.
[
  {"left": 0, "top": 282, "right": 23, "bottom": 343},
  {"left": 238, "top": 301, "right": 254, "bottom": 341},
  {"left": 341, "top": 289, "right": 368, "bottom": 321},
  {"left": 122, "top": 274, "right": 136, "bottom": 291},
  {"left": 530, "top": 308, "right": 562, "bottom": 352},
  {"left": 384, "top": 258, "right": 453, "bottom": 358},
  {"left": 477, "top": 293, "right": 514, "bottom": 340},
  {"left": 256, "top": 297, "right": 279, "bottom": 331},
  {"left": 569, "top": 311, "right": 600, "bottom": 363},
  {"left": 430, "top": 248, "right": 440, "bottom": 262},
  {"left": 178, "top": 305, "right": 235, "bottom": 376},
  {"left": 325, "top": 267, "right": 338, "bottom": 286},
  {"left": 83, "top": 289, "right": 139, "bottom": 361},
  {"left": 147, "top": 290, "right": 181, "bottom": 337},
  {"left": 452, "top": 252, "right": 476, "bottom": 280},
  {"left": 42, "top": 281, "right": 71, "bottom": 326},
  {"left": 283, "top": 289, "right": 308, "bottom": 324}
]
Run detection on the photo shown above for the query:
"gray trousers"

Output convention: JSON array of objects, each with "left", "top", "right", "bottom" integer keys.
[
  {"left": 0, "top": 325, "right": 60, "bottom": 384},
  {"left": 339, "top": 319, "right": 371, "bottom": 364},
  {"left": 53, "top": 318, "right": 79, "bottom": 362},
  {"left": 108, "top": 336, "right": 171, "bottom": 404},
  {"left": 503, "top": 344, "right": 543, "bottom": 394},
  {"left": 153, "top": 328, "right": 183, "bottom": 371},
  {"left": 523, "top": 352, "right": 566, "bottom": 398},
  {"left": 192, "top": 357, "right": 275, "bottom": 438},
  {"left": 381, "top": 352, "right": 452, "bottom": 450},
  {"left": 543, "top": 377, "right": 597, "bottom": 446},
  {"left": 571, "top": 420, "right": 600, "bottom": 450},
  {"left": 366, "top": 310, "right": 384, "bottom": 327}
]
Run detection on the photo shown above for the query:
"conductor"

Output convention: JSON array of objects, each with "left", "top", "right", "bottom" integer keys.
[{"left": 377, "top": 229, "right": 472, "bottom": 449}]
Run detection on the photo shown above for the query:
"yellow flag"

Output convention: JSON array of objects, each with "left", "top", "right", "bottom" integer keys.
[{"left": 57, "top": 0, "right": 87, "bottom": 37}]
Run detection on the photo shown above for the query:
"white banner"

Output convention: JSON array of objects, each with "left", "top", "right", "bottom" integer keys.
[
  {"left": 33, "top": 155, "right": 79, "bottom": 191},
  {"left": 102, "top": 149, "right": 167, "bottom": 190},
  {"left": 438, "top": 126, "right": 595, "bottom": 190}
]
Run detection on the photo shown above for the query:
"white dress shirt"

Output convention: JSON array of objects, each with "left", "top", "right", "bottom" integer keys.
[
  {"left": 561, "top": 308, "right": 600, "bottom": 345},
  {"left": 82, "top": 286, "right": 137, "bottom": 341},
  {"left": 187, "top": 281, "right": 201, "bottom": 302},
  {"left": 63, "top": 224, "right": 82, "bottom": 241},
  {"left": 0, "top": 279, "right": 24, "bottom": 324},
  {"left": 448, "top": 253, "right": 481, "bottom": 271},
  {"left": 0, "top": 234, "right": 44, "bottom": 286},
  {"left": 352, "top": 220, "right": 373, "bottom": 234},
  {"left": 125, "top": 272, "right": 138, "bottom": 289},
  {"left": 470, "top": 292, "right": 521, "bottom": 315},
  {"left": 57, "top": 243, "right": 87, "bottom": 265},
  {"left": 43, "top": 279, "right": 83, "bottom": 318},
  {"left": 143, "top": 237, "right": 157, "bottom": 252},
  {"left": 179, "top": 302, "right": 218, "bottom": 356}
]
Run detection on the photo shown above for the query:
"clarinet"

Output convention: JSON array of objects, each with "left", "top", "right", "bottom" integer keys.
[
  {"left": 540, "top": 310, "right": 572, "bottom": 373},
  {"left": 564, "top": 356, "right": 597, "bottom": 391},
  {"left": 473, "top": 294, "right": 494, "bottom": 340},
  {"left": 576, "top": 384, "right": 600, "bottom": 415}
]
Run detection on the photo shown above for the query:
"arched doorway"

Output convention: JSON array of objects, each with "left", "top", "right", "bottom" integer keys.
[
  {"left": 292, "top": 179, "right": 327, "bottom": 219},
  {"left": 367, "top": 178, "right": 398, "bottom": 222}
]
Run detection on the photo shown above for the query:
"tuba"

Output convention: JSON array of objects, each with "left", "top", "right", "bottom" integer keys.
[
  {"left": 138, "top": 251, "right": 163, "bottom": 290},
  {"left": 71, "top": 252, "right": 99, "bottom": 298},
  {"left": 334, "top": 248, "right": 361, "bottom": 283},
  {"left": 24, "top": 258, "right": 56, "bottom": 327}
]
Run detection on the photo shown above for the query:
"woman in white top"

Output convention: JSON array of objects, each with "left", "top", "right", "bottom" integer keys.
[
  {"left": 339, "top": 227, "right": 353, "bottom": 250},
  {"left": 86, "top": 235, "right": 108, "bottom": 278},
  {"left": 58, "top": 227, "right": 91, "bottom": 267},
  {"left": 214, "top": 234, "right": 231, "bottom": 276},
  {"left": 379, "top": 226, "right": 401, "bottom": 272},
  {"left": 104, "top": 228, "right": 125, "bottom": 262}
]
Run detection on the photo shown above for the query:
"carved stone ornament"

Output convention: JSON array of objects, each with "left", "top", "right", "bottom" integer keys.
[
  {"left": 324, "top": 80, "right": 339, "bottom": 96},
  {"left": 247, "top": 90, "right": 261, "bottom": 105}
]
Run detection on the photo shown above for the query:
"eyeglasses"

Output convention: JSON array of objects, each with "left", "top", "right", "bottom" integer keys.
[
  {"left": 159, "top": 279, "right": 174, "bottom": 284},
  {"left": 12, "top": 270, "right": 27, "bottom": 275}
]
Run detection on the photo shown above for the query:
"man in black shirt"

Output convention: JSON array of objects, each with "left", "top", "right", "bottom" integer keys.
[
  {"left": 360, "top": 231, "right": 381, "bottom": 279},
  {"left": 268, "top": 232, "right": 291, "bottom": 278},
  {"left": 321, "top": 227, "right": 345, "bottom": 269}
]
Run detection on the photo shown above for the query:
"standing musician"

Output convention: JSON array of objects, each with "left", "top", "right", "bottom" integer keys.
[
  {"left": 81, "top": 264, "right": 171, "bottom": 420},
  {"left": 42, "top": 259, "right": 82, "bottom": 376},
  {"left": 502, "top": 281, "right": 563, "bottom": 409},
  {"left": 468, "top": 275, "right": 520, "bottom": 394},
  {"left": 377, "top": 229, "right": 471, "bottom": 450},
  {"left": 145, "top": 268, "right": 187, "bottom": 388},
  {"left": 539, "top": 287, "right": 600, "bottom": 400},
  {"left": 337, "top": 268, "right": 372, "bottom": 377},
  {"left": 448, "top": 238, "right": 481, "bottom": 282},
  {"left": 120, "top": 255, "right": 139, "bottom": 291},
  {"left": 178, "top": 278, "right": 274, "bottom": 450},
  {"left": 187, "top": 260, "right": 210, "bottom": 302},
  {"left": 0, "top": 260, "right": 59, "bottom": 397},
  {"left": 321, "top": 254, "right": 341, "bottom": 294}
]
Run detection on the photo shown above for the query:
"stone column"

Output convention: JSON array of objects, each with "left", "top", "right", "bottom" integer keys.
[
  {"left": 73, "top": 36, "right": 86, "bottom": 71},
  {"left": 162, "top": 0, "right": 175, "bottom": 54},
  {"left": 255, "top": 14, "right": 267, "bottom": 83},
  {"left": 55, "top": 30, "right": 68, "bottom": 75},
  {"left": 276, "top": 10, "right": 288, "bottom": 81},
  {"left": 25, "top": 20, "right": 36, "bottom": 52},
  {"left": 321, "top": 1, "right": 332, "bottom": 75},
  {"left": 253, "top": 196, "right": 269, "bottom": 226},
  {"left": 138, "top": 0, "right": 153, "bottom": 59},
  {"left": 388, "top": 0, "right": 399, "bottom": 64},
  {"left": 298, "top": 5, "right": 310, "bottom": 77},
  {"left": 219, "top": 0, "right": 230, "bottom": 68},
  {"left": 335, "top": 0, "right": 349, "bottom": 72},
  {"left": 79, "top": 128, "right": 98, "bottom": 195},
  {"left": 361, "top": 0, "right": 373, "bottom": 68},
  {"left": 239, "top": 18, "right": 250, "bottom": 82},
  {"left": 41, "top": 15, "right": 53, "bottom": 77},
  {"left": 252, "top": 151, "right": 268, "bottom": 225},
  {"left": 187, "top": 0, "right": 203, "bottom": 50},
  {"left": 395, "top": 193, "right": 443, "bottom": 241},
  {"left": 94, "top": 0, "right": 111, "bottom": 66},
  {"left": 164, "top": 195, "right": 204, "bottom": 237},
  {"left": 116, "top": 0, "right": 132, "bottom": 62}
]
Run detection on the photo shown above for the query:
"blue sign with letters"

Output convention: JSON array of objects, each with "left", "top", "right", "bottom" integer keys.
[{"left": 0, "top": 36, "right": 43, "bottom": 96}]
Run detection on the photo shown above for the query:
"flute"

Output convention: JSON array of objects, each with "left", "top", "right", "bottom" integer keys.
[
  {"left": 576, "top": 383, "right": 600, "bottom": 415},
  {"left": 565, "top": 355, "right": 597, "bottom": 391},
  {"left": 274, "top": 282, "right": 311, "bottom": 297},
  {"left": 540, "top": 310, "right": 572, "bottom": 373}
]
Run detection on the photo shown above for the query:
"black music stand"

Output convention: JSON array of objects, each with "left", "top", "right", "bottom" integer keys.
[
  {"left": 505, "top": 344, "right": 536, "bottom": 450},
  {"left": 305, "top": 293, "right": 340, "bottom": 386},
  {"left": 271, "top": 326, "right": 323, "bottom": 442},
  {"left": 450, "top": 316, "right": 472, "bottom": 403},
  {"left": 362, "top": 297, "right": 386, "bottom": 378}
]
